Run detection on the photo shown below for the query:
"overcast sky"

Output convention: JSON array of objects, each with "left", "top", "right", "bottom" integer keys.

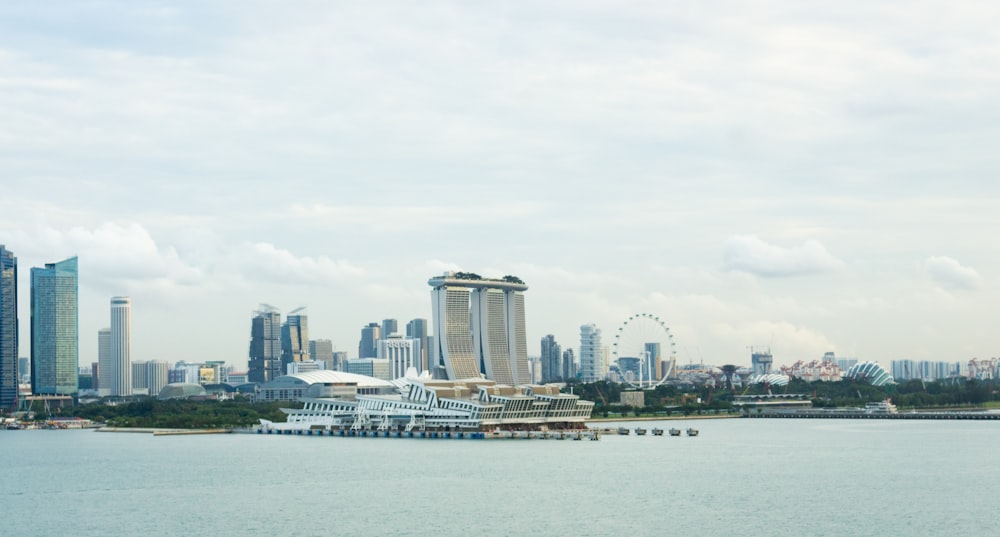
[{"left": 2, "top": 1, "right": 998, "bottom": 371}]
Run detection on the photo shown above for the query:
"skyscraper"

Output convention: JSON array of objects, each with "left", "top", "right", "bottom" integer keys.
[
  {"left": 381, "top": 318, "right": 398, "bottom": 338},
  {"left": 359, "top": 322, "right": 380, "bottom": 359},
  {"left": 428, "top": 272, "right": 530, "bottom": 385},
  {"left": 0, "top": 246, "right": 17, "bottom": 409},
  {"left": 31, "top": 257, "right": 79, "bottom": 396},
  {"left": 248, "top": 306, "right": 282, "bottom": 383},
  {"left": 540, "top": 334, "right": 562, "bottom": 383},
  {"left": 281, "top": 312, "right": 309, "bottom": 373},
  {"left": 97, "top": 328, "right": 111, "bottom": 397},
  {"left": 562, "top": 348, "right": 577, "bottom": 380},
  {"left": 108, "top": 296, "right": 132, "bottom": 396},
  {"left": 578, "top": 323, "right": 603, "bottom": 382},
  {"left": 377, "top": 334, "right": 420, "bottom": 379},
  {"left": 406, "top": 318, "right": 429, "bottom": 372},
  {"left": 309, "top": 339, "right": 334, "bottom": 370}
]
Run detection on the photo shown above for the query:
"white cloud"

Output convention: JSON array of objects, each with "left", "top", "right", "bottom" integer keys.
[
  {"left": 236, "top": 243, "right": 365, "bottom": 286},
  {"left": 723, "top": 235, "right": 844, "bottom": 277},
  {"left": 924, "top": 256, "right": 982, "bottom": 291}
]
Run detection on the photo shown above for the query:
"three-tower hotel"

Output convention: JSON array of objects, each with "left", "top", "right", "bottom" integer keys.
[{"left": 429, "top": 272, "right": 530, "bottom": 385}]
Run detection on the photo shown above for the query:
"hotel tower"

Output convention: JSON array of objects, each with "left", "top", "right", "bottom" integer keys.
[{"left": 428, "top": 272, "right": 529, "bottom": 385}]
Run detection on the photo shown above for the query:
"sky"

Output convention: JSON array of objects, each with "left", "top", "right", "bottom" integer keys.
[{"left": 1, "top": 1, "right": 998, "bottom": 371}]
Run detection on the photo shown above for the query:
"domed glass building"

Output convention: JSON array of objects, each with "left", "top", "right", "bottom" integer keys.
[
  {"left": 845, "top": 361, "right": 894, "bottom": 386},
  {"left": 157, "top": 383, "right": 208, "bottom": 400}
]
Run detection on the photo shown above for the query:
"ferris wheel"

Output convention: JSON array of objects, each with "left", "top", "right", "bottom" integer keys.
[{"left": 612, "top": 313, "right": 677, "bottom": 389}]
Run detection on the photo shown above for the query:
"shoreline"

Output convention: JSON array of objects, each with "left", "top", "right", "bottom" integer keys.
[
  {"left": 587, "top": 414, "right": 739, "bottom": 423},
  {"left": 97, "top": 427, "right": 233, "bottom": 435}
]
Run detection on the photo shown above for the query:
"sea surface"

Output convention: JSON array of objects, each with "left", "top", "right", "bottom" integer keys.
[{"left": 2, "top": 419, "right": 997, "bottom": 536}]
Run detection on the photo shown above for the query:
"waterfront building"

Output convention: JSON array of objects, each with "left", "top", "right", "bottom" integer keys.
[
  {"left": 97, "top": 328, "right": 111, "bottom": 396},
  {"left": 108, "top": 296, "right": 132, "bottom": 396},
  {"left": 540, "top": 334, "right": 561, "bottom": 383},
  {"left": 31, "top": 257, "right": 79, "bottom": 397},
  {"left": 0, "top": 246, "right": 17, "bottom": 409},
  {"left": 359, "top": 322, "right": 380, "bottom": 359},
  {"left": 310, "top": 339, "right": 334, "bottom": 370},
  {"left": 578, "top": 324, "right": 602, "bottom": 382},
  {"left": 287, "top": 360, "right": 324, "bottom": 375},
  {"left": 382, "top": 318, "right": 398, "bottom": 338},
  {"left": 405, "top": 318, "right": 429, "bottom": 372},
  {"left": 248, "top": 306, "right": 282, "bottom": 383},
  {"left": 260, "top": 374, "right": 595, "bottom": 432},
  {"left": 377, "top": 334, "right": 421, "bottom": 379},
  {"left": 428, "top": 272, "right": 530, "bottom": 385},
  {"left": 346, "top": 358, "right": 391, "bottom": 381},
  {"left": 845, "top": 361, "right": 894, "bottom": 386}
]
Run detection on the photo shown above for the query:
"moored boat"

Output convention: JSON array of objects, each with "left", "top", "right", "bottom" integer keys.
[
  {"left": 686, "top": 428, "right": 699, "bottom": 437},
  {"left": 669, "top": 428, "right": 681, "bottom": 436}
]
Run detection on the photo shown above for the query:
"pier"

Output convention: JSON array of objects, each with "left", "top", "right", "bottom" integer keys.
[{"left": 248, "top": 427, "right": 603, "bottom": 440}]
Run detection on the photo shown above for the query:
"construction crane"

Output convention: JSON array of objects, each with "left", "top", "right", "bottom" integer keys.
[{"left": 288, "top": 306, "right": 307, "bottom": 315}]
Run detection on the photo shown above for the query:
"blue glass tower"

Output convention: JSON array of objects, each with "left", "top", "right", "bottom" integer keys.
[
  {"left": 0, "top": 245, "right": 17, "bottom": 409},
  {"left": 31, "top": 257, "right": 79, "bottom": 396}
]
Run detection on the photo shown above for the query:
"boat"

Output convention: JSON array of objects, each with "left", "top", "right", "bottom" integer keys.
[
  {"left": 617, "top": 427, "right": 630, "bottom": 435},
  {"left": 635, "top": 427, "right": 647, "bottom": 436},
  {"left": 669, "top": 428, "right": 681, "bottom": 436},
  {"left": 686, "top": 428, "right": 699, "bottom": 437},
  {"left": 651, "top": 427, "right": 664, "bottom": 436}
]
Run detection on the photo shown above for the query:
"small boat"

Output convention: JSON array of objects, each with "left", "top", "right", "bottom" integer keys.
[
  {"left": 669, "top": 428, "right": 681, "bottom": 436},
  {"left": 635, "top": 427, "right": 647, "bottom": 436},
  {"left": 686, "top": 428, "right": 699, "bottom": 437},
  {"left": 617, "top": 427, "right": 630, "bottom": 435},
  {"left": 651, "top": 428, "right": 664, "bottom": 436}
]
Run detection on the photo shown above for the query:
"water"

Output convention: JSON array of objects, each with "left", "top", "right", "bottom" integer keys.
[{"left": 2, "top": 419, "right": 996, "bottom": 536}]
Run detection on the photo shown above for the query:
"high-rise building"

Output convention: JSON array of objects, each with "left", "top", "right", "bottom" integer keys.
[
  {"left": 346, "top": 358, "right": 390, "bottom": 380},
  {"left": 405, "top": 318, "right": 429, "bottom": 372},
  {"left": 578, "top": 324, "right": 602, "bottom": 382},
  {"left": 132, "top": 361, "right": 149, "bottom": 394},
  {"left": 0, "top": 245, "right": 17, "bottom": 409},
  {"left": 540, "top": 334, "right": 562, "bottom": 382},
  {"left": 359, "top": 322, "right": 380, "bottom": 359},
  {"left": 31, "top": 257, "right": 79, "bottom": 396},
  {"left": 332, "top": 351, "right": 348, "bottom": 372},
  {"left": 562, "top": 348, "right": 577, "bottom": 380},
  {"left": 429, "top": 272, "right": 530, "bottom": 385},
  {"left": 147, "top": 360, "right": 168, "bottom": 397},
  {"left": 377, "top": 334, "right": 421, "bottom": 379},
  {"left": 97, "top": 328, "right": 111, "bottom": 396},
  {"left": 281, "top": 313, "right": 309, "bottom": 371},
  {"left": 310, "top": 339, "right": 334, "bottom": 370},
  {"left": 248, "top": 306, "right": 282, "bottom": 383},
  {"left": 108, "top": 296, "right": 132, "bottom": 396},
  {"left": 382, "top": 318, "right": 398, "bottom": 338},
  {"left": 751, "top": 348, "right": 773, "bottom": 376}
]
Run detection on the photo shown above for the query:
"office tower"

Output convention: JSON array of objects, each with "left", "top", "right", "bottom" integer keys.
[
  {"left": 578, "top": 324, "right": 602, "bottom": 382},
  {"left": 377, "top": 334, "right": 421, "bottom": 379},
  {"left": 90, "top": 361, "right": 99, "bottom": 391},
  {"left": 332, "top": 351, "right": 348, "bottom": 372},
  {"left": 645, "top": 342, "right": 662, "bottom": 381},
  {"left": 31, "top": 257, "right": 79, "bottom": 396},
  {"left": 345, "top": 358, "right": 390, "bottom": 380},
  {"left": 540, "top": 334, "right": 562, "bottom": 382},
  {"left": 562, "top": 348, "right": 576, "bottom": 380},
  {"left": 147, "top": 360, "right": 168, "bottom": 396},
  {"left": 108, "top": 296, "right": 132, "bottom": 396},
  {"left": 310, "top": 339, "right": 334, "bottom": 370},
  {"left": 428, "top": 272, "right": 530, "bottom": 385},
  {"left": 97, "top": 328, "right": 111, "bottom": 396},
  {"left": 281, "top": 312, "right": 309, "bottom": 372},
  {"left": 382, "top": 318, "right": 398, "bottom": 338},
  {"left": 359, "top": 322, "right": 380, "bottom": 359},
  {"left": 0, "top": 246, "right": 16, "bottom": 409},
  {"left": 405, "top": 318, "right": 429, "bottom": 371},
  {"left": 248, "top": 306, "right": 282, "bottom": 383}
]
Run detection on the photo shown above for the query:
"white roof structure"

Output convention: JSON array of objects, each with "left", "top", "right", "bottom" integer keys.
[{"left": 285, "top": 370, "right": 394, "bottom": 388}]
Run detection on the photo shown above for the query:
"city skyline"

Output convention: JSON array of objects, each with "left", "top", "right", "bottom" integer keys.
[{"left": 1, "top": 2, "right": 999, "bottom": 370}]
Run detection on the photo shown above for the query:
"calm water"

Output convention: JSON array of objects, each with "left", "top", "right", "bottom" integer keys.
[{"left": 2, "top": 419, "right": 997, "bottom": 536}]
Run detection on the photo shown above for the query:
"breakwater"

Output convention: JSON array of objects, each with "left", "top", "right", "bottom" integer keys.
[{"left": 748, "top": 411, "right": 1000, "bottom": 420}]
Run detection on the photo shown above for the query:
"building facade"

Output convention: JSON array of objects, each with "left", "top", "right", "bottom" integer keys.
[
  {"left": 108, "top": 296, "right": 132, "bottom": 396},
  {"left": 31, "top": 257, "right": 79, "bottom": 396},
  {"left": 0, "top": 246, "right": 17, "bottom": 409},
  {"left": 578, "top": 323, "right": 602, "bottom": 382},
  {"left": 248, "top": 307, "right": 282, "bottom": 383},
  {"left": 405, "top": 318, "right": 429, "bottom": 372},
  {"left": 97, "top": 328, "right": 111, "bottom": 397},
  {"left": 381, "top": 318, "right": 398, "bottom": 338},
  {"left": 429, "top": 272, "right": 530, "bottom": 385},
  {"left": 310, "top": 339, "right": 334, "bottom": 371},
  {"left": 377, "top": 335, "right": 421, "bottom": 379},
  {"left": 359, "top": 322, "right": 380, "bottom": 359}
]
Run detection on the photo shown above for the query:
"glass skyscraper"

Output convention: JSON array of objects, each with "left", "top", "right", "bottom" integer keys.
[
  {"left": 248, "top": 307, "right": 282, "bottom": 383},
  {"left": 31, "top": 257, "right": 79, "bottom": 396},
  {"left": 0, "top": 245, "right": 17, "bottom": 409}
]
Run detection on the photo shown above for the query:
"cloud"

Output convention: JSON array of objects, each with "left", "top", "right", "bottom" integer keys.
[
  {"left": 723, "top": 235, "right": 844, "bottom": 277},
  {"left": 924, "top": 256, "right": 982, "bottom": 291},
  {"left": 236, "top": 242, "right": 365, "bottom": 285}
]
